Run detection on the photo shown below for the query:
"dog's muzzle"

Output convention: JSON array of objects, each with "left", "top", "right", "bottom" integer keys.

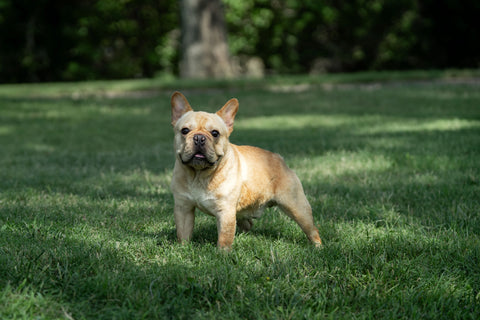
[{"left": 179, "top": 134, "right": 218, "bottom": 169}]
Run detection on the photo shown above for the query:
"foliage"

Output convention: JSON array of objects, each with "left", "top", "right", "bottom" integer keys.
[
  {"left": 224, "top": 0, "right": 480, "bottom": 73},
  {"left": 0, "top": 0, "right": 479, "bottom": 82},
  {"left": 1, "top": 73, "right": 480, "bottom": 318},
  {"left": 0, "top": 0, "right": 178, "bottom": 82}
]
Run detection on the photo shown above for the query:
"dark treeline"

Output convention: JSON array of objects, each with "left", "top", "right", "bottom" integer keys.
[
  {"left": 0, "top": 0, "right": 479, "bottom": 83},
  {"left": 0, "top": 0, "right": 178, "bottom": 82}
]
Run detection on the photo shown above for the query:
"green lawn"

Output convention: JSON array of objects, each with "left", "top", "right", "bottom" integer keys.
[{"left": 1, "top": 72, "right": 479, "bottom": 319}]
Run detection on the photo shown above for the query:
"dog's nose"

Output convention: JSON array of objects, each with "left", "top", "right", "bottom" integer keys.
[{"left": 193, "top": 134, "right": 206, "bottom": 146}]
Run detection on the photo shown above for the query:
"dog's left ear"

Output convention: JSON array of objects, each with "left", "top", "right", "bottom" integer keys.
[
  {"left": 171, "top": 91, "right": 193, "bottom": 126},
  {"left": 216, "top": 98, "right": 239, "bottom": 135}
]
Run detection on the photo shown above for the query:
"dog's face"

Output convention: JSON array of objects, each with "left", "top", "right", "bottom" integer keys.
[
  {"left": 173, "top": 111, "right": 228, "bottom": 170},
  {"left": 171, "top": 92, "right": 238, "bottom": 170}
]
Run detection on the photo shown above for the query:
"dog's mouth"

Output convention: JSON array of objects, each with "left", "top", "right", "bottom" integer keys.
[
  {"left": 180, "top": 151, "right": 218, "bottom": 169},
  {"left": 193, "top": 153, "right": 206, "bottom": 159},
  {"left": 189, "top": 151, "right": 210, "bottom": 163}
]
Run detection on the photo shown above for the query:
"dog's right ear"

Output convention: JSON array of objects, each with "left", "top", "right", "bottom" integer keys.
[{"left": 171, "top": 91, "right": 193, "bottom": 126}]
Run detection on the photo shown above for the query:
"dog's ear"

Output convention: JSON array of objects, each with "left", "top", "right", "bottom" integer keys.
[
  {"left": 171, "top": 91, "right": 193, "bottom": 126},
  {"left": 216, "top": 98, "right": 239, "bottom": 135}
]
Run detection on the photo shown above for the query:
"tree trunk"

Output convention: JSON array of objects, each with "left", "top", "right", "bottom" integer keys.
[{"left": 179, "top": 0, "right": 233, "bottom": 79}]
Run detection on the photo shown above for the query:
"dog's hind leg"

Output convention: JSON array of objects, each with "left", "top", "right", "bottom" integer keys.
[
  {"left": 276, "top": 176, "right": 322, "bottom": 246},
  {"left": 279, "top": 199, "right": 322, "bottom": 246}
]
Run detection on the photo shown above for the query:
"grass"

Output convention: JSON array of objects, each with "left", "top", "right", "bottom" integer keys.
[
  {"left": 0, "top": 68, "right": 479, "bottom": 98},
  {"left": 1, "top": 71, "right": 479, "bottom": 319}
]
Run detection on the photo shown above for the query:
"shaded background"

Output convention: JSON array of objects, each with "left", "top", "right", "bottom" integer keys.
[{"left": 0, "top": 0, "right": 479, "bottom": 83}]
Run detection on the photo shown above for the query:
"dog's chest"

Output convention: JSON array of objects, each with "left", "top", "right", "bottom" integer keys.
[{"left": 185, "top": 185, "right": 219, "bottom": 216}]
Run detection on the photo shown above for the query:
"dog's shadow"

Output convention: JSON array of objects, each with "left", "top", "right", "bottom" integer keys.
[
  {"left": 154, "top": 223, "right": 218, "bottom": 246},
  {"left": 156, "top": 217, "right": 307, "bottom": 247}
]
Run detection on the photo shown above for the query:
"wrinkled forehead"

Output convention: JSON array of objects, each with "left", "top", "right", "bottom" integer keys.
[{"left": 176, "top": 111, "right": 227, "bottom": 132}]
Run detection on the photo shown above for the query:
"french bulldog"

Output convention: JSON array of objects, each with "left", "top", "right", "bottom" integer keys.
[{"left": 170, "top": 91, "right": 322, "bottom": 249}]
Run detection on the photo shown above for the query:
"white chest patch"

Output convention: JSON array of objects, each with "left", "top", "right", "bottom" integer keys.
[{"left": 186, "top": 187, "right": 218, "bottom": 216}]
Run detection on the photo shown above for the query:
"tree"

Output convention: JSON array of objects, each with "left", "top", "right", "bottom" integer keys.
[{"left": 179, "top": 0, "right": 233, "bottom": 79}]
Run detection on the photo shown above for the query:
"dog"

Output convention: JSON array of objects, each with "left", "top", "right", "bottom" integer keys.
[{"left": 170, "top": 91, "right": 322, "bottom": 249}]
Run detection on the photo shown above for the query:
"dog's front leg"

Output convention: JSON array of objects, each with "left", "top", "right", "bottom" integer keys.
[
  {"left": 174, "top": 202, "right": 195, "bottom": 243},
  {"left": 216, "top": 210, "right": 237, "bottom": 250}
]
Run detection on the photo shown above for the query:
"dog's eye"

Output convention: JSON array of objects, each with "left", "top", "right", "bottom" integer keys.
[
  {"left": 211, "top": 130, "right": 220, "bottom": 138},
  {"left": 181, "top": 128, "right": 190, "bottom": 135}
]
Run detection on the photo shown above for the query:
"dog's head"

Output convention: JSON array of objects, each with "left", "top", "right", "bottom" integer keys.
[{"left": 171, "top": 91, "right": 238, "bottom": 170}]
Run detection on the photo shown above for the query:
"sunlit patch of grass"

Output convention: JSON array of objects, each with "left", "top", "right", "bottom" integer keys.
[
  {"left": 357, "top": 118, "right": 480, "bottom": 134},
  {"left": 238, "top": 114, "right": 480, "bottom": 137},
  {"left": 0, "top": 283, "right": 67, "bottom": 320},
  {"left": 236, "top": 114, "right": 359, "bottom": 130}
]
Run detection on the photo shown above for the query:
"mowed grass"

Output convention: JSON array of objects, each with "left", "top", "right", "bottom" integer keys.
[{"left": 1, "top": 74, "right": 480, "bottom": 319}]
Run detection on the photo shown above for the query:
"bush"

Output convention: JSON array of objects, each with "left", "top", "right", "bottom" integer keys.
[{"left": 0, "top": 0, "right": 478, "bottom": 82}]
